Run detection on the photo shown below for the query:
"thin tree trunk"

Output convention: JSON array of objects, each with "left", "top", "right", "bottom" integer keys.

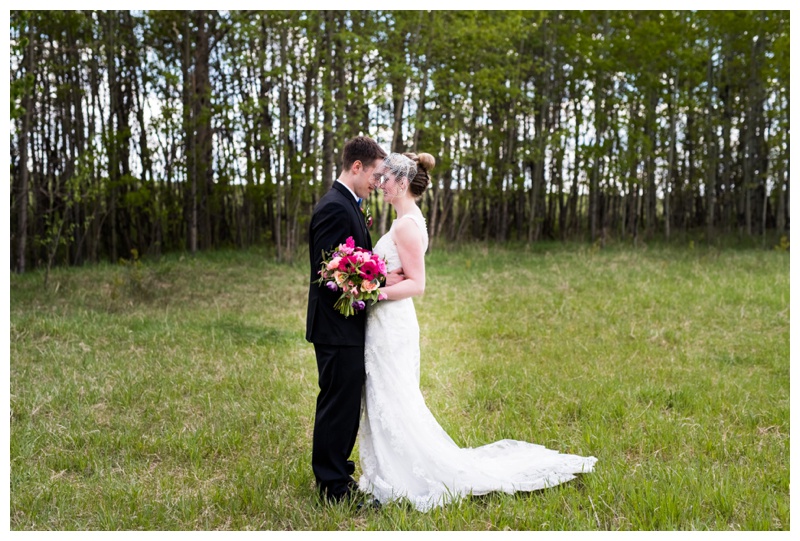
[
  {"left": 706, "top": 47, "right": 717, "bottom": 244},
  {"left": 644, "top": 87, "right": 657, "bottom": 238},
  {"left": 666, "top": 74, "right": 678, "bottom": 241},
  {"left": 569, "top": 96, "right": 581, "bottom": 237},
  {"left": 105, "top": 11, "right": 119, "bottom": 262},
  {"left": 390, "top": 73, "right": 406, "bottom": 153},
  {"left": 193, "top": 10, "right": 213, "bottom": 250},
  {"left": 16, "top": 20, "right": 35, "bottom": 273},
  {"left": 776, "top": 95, "right": 788, "bottom": 233},
  {"left": 744, "top": 34, "right": 760, "bottom": 237},
  {"left": 321, "top": 11, "right": 334, "bottom": 192},
  {"left": 182, "top": 12, "right": 197, "bottom": 254},
  {"left": 590, "top": 76, "right": 605, "bottom": 243}
]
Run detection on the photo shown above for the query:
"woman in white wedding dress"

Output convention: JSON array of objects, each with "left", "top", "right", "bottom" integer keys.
[{"left": 358, "top": 152, "right": 597, "bottom": 512}]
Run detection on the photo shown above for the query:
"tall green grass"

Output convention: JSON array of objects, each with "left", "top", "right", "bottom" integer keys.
[{"left": 10, "top": 242, "right": 789, "bottom": 530}]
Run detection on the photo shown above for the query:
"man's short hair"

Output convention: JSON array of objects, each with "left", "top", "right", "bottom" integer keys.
[{"left": 342, "top": 136, "right": 387, "bottom": 171}]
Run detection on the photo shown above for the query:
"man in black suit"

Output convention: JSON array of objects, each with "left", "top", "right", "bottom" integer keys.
[{"left": 306, "top": 136, "right": 401, "bottom": 504}]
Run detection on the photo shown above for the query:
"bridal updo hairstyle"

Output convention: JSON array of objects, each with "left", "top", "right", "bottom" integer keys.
[{"left": 403, "top": 152, "right": 436, "bottom": 198}]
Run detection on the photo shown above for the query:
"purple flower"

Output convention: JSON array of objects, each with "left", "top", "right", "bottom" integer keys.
[
  {"left": 352, "top": 300, "right": 366, "bottom": 311},
  {"left": 326, "top": 281, "right": 338, "bottom": 291}
]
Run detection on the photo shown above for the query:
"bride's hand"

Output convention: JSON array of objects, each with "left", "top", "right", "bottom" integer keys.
[{"left": 385, "top": 268, "right": 405, "bottom": 286}]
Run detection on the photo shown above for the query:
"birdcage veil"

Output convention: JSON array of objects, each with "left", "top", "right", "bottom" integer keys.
[{"left": 382, "top": 153, "right": 417, "bottom": 185}]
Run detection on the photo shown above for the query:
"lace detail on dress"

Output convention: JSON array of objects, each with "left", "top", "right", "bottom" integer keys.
[{"left": 359, "top": 212, "right": 596, "bottom": 512}]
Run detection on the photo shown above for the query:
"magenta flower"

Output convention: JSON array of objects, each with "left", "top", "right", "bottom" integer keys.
[{"left": 360, "top": 260, "right": 379, "bottom": 281}]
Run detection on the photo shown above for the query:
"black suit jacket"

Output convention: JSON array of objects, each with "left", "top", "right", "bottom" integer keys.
[{"left": 306, "top": 182, "right": 373, "bottom": 346}]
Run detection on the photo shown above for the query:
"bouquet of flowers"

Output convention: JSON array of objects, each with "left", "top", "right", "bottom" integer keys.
[{"left": 316, "top": 236, "right": 388, "bottom": 317}]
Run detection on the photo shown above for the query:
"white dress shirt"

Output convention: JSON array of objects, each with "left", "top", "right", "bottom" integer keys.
[{"left": 335, "top": 179, "right": 359, "bottom": 202}]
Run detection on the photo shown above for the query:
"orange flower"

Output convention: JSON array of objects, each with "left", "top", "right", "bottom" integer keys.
[
  {"left": 361, "top": 280, "right": 378, "bottom": 292},
  {"left": 333, "top": 271, "right": 345, "bottom": 285}
]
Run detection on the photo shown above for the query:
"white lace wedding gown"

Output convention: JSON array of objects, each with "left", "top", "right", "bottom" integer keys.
[{"left": 358, "top": 213, "right": 597, "bottom": 512}]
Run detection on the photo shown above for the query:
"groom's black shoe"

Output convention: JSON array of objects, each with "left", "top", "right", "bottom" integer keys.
[
  {"left": 345, "top": 479, "right": 381, "bottom": 511},
  {"left": 344, "top": 485, "right": 381, "bottom": 511},
  {"left": 346, "top": 460, "right": 355, "bottom": 476},
  {"left": 320, "top": 478, "right": 358, "bottom": 504},
  {"left": 356, "top": 497, "right": 382, "bottom": 511},
  {"left": 321, "top": 480, "right": 381, "bottom": 511}
]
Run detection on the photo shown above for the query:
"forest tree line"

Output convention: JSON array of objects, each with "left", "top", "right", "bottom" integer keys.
[{"left": 9, "top": 10, "right": 790, "bottom": 271}]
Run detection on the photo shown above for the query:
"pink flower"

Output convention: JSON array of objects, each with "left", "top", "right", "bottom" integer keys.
[
  {"left": 378, "top": 292, "right": 388, "bottom": 301},
  {"left": 338, "top": 239, "right": 354, "bottom": 255},
  {"left": 341, "top": 237, "right": 355, "bottom": 254},
  {"left": 326, "top": 256, "right": 342, "bottom": 270}
]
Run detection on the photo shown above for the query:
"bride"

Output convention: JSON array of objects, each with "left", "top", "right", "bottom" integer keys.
[{"left": 358, "top": 152, "right": 597, "bottom": 512}]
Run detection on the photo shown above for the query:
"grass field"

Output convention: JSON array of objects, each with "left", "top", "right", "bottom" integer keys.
[{"left": 9, "top": 241, "right": 790, "bottom": 530}]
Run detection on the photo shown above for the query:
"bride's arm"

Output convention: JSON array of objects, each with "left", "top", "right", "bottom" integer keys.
[{"left": 378, "top": 219, "right": 425, "bottom": 301}]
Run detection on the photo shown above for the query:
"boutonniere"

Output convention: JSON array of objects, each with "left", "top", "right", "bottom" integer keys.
[{"left": 361, "top": 200, "right": 374, "bottom": 229}]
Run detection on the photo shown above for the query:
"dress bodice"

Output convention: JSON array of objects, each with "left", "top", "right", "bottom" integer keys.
[{"left": 373, "top": 213, "right": 428, "bottom": 273}]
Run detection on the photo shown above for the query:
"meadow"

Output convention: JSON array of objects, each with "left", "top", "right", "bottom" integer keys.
[{"left": 9, "top": 241, "right": 789, "bottom": 530}]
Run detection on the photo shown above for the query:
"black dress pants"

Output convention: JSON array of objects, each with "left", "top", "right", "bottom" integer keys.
[{"left": 312, "top": 343, "right": 365, "bottom": 498}]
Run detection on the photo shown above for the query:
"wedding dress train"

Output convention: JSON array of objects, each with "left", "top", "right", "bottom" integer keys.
[{"left": 359, "top": 213, "right": 597, "bottom": 512}]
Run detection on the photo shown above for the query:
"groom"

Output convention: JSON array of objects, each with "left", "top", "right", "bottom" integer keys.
[{"left": 306, "top": 136, "right": 400, "bottom": 503}]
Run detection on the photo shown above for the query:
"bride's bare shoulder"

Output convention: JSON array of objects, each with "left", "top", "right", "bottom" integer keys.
[{"left": 391, "top": 216, "right": 425, "bottom": 247}]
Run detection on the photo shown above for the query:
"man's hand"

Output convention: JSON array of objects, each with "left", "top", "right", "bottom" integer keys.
[{"left": 384, "top": 268, "right": 405, "bottom": 287}]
